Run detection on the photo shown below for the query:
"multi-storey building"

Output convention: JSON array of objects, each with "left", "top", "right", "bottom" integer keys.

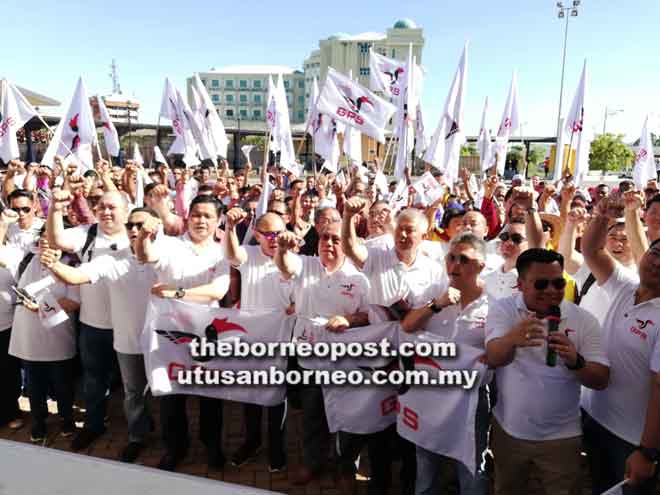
[{"left": 188, "top": 65, "right": 306, "bottom": 125}]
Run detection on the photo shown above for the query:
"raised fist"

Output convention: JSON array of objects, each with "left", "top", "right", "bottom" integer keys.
[
  {"left": 623, "top": 189, "right": 645, "bottom": 213},
  {"left": 566, "top": 207, "right": 589, "bottom": 226},
  {"left": 0, "top": 208, "right": 19, "bottom": 225},
  {"left": 344, "top": 197, "right": 367, "bottom": 217},
  {"left": 51, "top": 189, "right": 72, "bottom": 212},
  {"left": 225, "top": 207, "right": 247, "bottom": 229},
  {"left": 277, "top": 231, "right": 301, "bottom": 252},
  {"left": 39, "top": 248, "right": 62, "bottom": 268},
  {"left": 138, "top": 215, "right": 162, "bottom": 239}
]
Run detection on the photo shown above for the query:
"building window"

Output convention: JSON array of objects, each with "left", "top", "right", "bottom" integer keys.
[
  {"left": 226, "top": 109, "right": 234, "bottom": 117},
  {"left": 287, "top": 95, "right": 292, "bottom": 105},
  {"left": 225, "top": 79, "right": 234, "bottom": 88},
  {"left": 239, "top": 80, "right": 247, "bottom": 89},
  {"left": 240, "top": 94, "right": 248, "bottom": 104},
  {"left": 298, "top": 95, "right": 304, "bottom": 105},
  {"left": 212, "top": 94, "right": 220, "bottom": 103},
  {"left": 359, "top": 42, "right": 371, "bottom": 53},
  {"left": 298, "top": 80, "right": 304, "bottom": 89},
  {"left": 359, "top": 67, "right": 370, "bottom": 76},
  {"left": 297, "top": 111, "right": 304, "bottom": 121},
  {"left": 226, "top": 94, "right": 234, "bottom": 103},
  {"left": 253, "top": 109, "right": 262, "bottom": 119},
  {"left": 211, "top": 79, "right": 219, "bottom": 88},
  {"left": 240, "top": 109, "right": 248, "bottom": 118},
  {"left": 391, "top": 49, "right": 396, "bottom": 58},
  {"left": 254, "top": 94, "right": 262, "bottom": 104},
  {"left": 284, "top": 80, "right": 290, "bottom": 89},
  {"left": 254, "top": 80, "right": 262, "bottom": 89}
]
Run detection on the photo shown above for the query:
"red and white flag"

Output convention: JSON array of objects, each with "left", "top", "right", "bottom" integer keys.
[
  {"left": 477, "top": 97, "right": 493, "bottom": 172},
  {"left": 389, "top": 179, "right": 409, "bottom": 212},
  {"left": 42, "top": 77, "right": 96, "bottom": 171},
  {"left": 423, "top": 42, "right": 468, "bottom": 184},
  {"left": 413, "top": 171, "right": 445, "bottom": 205},
  {"left": 96, "top": 95, "right": 120, "bottom": 157},
  {"left": 143, "top": 298, "right": 292, "bottom": 406},
  {"left": 393, "top": 47, "right": 417, "bottom": 180},
  {"left": 158, "top": 78, "right": 199, "bottom": 165},
  {"left": 564, "top": 60, "right": 591, "bottom": 186},
  {"left": 494, "top": 72, "right": 520, "bottom": 175},
  {"left": 193, "top": 73, "right": 229, "bottom": 158},
  {"left": 305, "top": 76, "right": 320, "bottom": 136},
  {"left": 0, "top": 79, "right": 38, "bottom": 163},
  {"left": 369, "top": 50, "right": 424, "bottom": 105},
  {"left": 316, "top": 68, "right": 396, "bottom": 143},
  {"left": 633, "top": 115, "right": 656, "bottom": 190}
]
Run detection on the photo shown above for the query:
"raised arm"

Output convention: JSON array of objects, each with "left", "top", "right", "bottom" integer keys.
[
  {"left": 582, "top": 194, "right": 621, "bottom": 286},
  {"left": 623, "top": 189, "right": 649, "bottom": 266},
  {"left": 558, "top": 207, "right": 588, "bottom": 275},
  {"left": 47, "top": 189, "right": 77, "bottom": 252},
  {"left": 136, "top": 215, "right": 162, "bottom": 264},
  {"left": 223, "top": 207, "right": 248, "bottom": 266},
  {"left": 341, "top": 197, "right": 368, "bottom": 270},
  {"left": 40, "top": 248, "right": 91, "bottom": 285},
  {"left": 274, "top": 231, "right": 301, "bottom": 280}
]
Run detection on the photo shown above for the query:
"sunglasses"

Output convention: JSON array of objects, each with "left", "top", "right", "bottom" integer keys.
[
  {"left": 11, "top": 207, "right": 31, "bottom": 214},
  {"left": 533, "top": 278, "right": 567, "bottom": 291},
  {"left": 499, "top": 232, "right": 526, "bottom": 245},
  {"left": 257, "top": 230, "right": 282, "bottom": 241},
  {"left": 125, "top": 222, "right": 144, "bottom": 230},
  {"left": 446, "top": 253, "right": 479, "bottom": 265}
]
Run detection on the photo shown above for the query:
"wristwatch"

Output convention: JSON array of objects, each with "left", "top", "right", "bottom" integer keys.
[
  {"left": 428, "top": 301, "right": 444, "bottom": 314},
  {"left": 566, "top": 353, "right": 586, "bottom": 371},
  {"left": 174, "top": 288, "right": 186, "bottom": 299},
  {"left": 636, "top": 446, "right": 660, "bottom": 464}
]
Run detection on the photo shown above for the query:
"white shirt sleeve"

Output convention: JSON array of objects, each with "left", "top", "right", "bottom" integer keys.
[
  {"left": 649, "top": 329, "right": 660, "bottom": 374},
  {"left": 485, "top": 297, "right": 517, "bottom": 343},
  {"left": 62, "top": 225, "right": 93, "bottom": 254},
  {"left": 575, "top": 307, "right": 609, "bottom": 366},
  {"left": 77, "top": 255, "right": 115, "bottom": 284}
]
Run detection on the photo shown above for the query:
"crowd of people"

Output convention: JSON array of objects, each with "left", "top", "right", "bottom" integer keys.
[{"left": 1, "top": 153, "right": 659, "bottom": 495}]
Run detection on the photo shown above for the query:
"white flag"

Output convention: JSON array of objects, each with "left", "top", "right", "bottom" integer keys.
[
  {"left": 633, "top": 115, "right": 656, "bottom": 190},
  {"left": 423, "top": 42, "right": 469, "bottom": 184},
  {"left": 369, "top": 50, "right": 424, "bottom": 106},
  {"left": 42, "top": 77, "right": 97, "bottom": 171},
  {"left": 0, "top": 79, "right": 38, "bottom": 163},
  {"left": 241, "top": 145, "right": 255, "bottom": 161},
  {"left": 153, "top": 145, "right": 168, "bottom": 166},
  {"left": 305, "top": 77, "right": 320, "bottom": 136},
  {"left": 314, "top": 115, "right": 340, "bottom": 174},
  {"left": 477, "top": 97, "right": 493, "bottom": 172},
  {"left": 192, "top": 74, "right": 229, "bottom": 158},
  {"left": 275, "top": 75, "right": 297, "bottom": 174},
  {"left": 37, "top": 289, "right": 69, "bottom": 329},
  {"left": 393, "top": 47, "right": 416, "bottom": 180},
  {"left": 413, "top": 171, "right": 445, "bottom": 205},
  {"left": 316, "top": 68, "right": 396, "bottom": 143},
  {"left": 343, "top": 125, "right": 362, "bottom": 165},
  {"left": 389, "top": 179, "right": 409, "bottom": 212},
  {"left": 158, "top": 78, "right": 199, "bottom": 164},
  {"left": 494, "top": 72, "right": 520, "bottom": 175},
  {"left": 132, "top": 142, "right": 144, "bottom": 166},
  {"left": 414, "top": 104, "right": 428, "bottom": 158},
  {"left": 96, "top": 96, "right": 120, "bottom": 157},
  {"left": 564, "top": 60, "right": 591, "bottom": 186}
]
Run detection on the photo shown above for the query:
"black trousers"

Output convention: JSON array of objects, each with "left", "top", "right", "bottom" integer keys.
[
  {"left": 23, "top": 359, "right": 74, "bottom": 433},
  {"left": 160, "top": 394, "right": 223, "bottom": 456},
  {"left": 243, "top": 402, "right": 286, "bottom": 465},
  {"left": 0, "top": 329, "right": 21, "bottom": 426}
]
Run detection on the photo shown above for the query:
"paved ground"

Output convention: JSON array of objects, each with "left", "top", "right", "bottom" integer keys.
[{"left": 0, "top": 391, "right": 402, "bottom": 495}]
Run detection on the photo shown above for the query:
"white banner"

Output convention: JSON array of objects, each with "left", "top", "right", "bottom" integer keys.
[
  {"left": 412, "top": 171, "right": 444, "bottom": 205},
  {"left": 143, "top": 298, "right": 293, "bottom": 406},
  {"left": 397, "top": 332, "right": 489, "bottom": 475}
]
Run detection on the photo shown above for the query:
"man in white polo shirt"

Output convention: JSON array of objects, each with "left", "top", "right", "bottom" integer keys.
[
  {"left": 581, "top": 194, "right": 660, "bottom": 494},
  {"left": 342, "top": 199, "right": 447, "bottom": 493},
  {"left": 274, "top": 220, "right": 370, "bottom": 486},
  {"left": 483, "top": 219, "right": 527, "bottom": 300},
  {"left": 0, "top": 189, "right": 45, "bottom": 253},
  {"left": 137, "top": 195, "right": 230, "bottom": 472},
  {"left": 48, "top": 188, "right": 130, "bottom": 451},
  {"left": 40, "top": 207, "right": 159, "bottom": 463},
  {"left": 485, "top": 248, "right": 609, "bottom": 495},
  {"left": 224, "top": 209, "right": 293, "bottom": 472}
]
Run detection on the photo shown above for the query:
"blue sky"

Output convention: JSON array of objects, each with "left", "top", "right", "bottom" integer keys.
[{"left": 4, "top": 0, "right": 660, "bottom": 141}]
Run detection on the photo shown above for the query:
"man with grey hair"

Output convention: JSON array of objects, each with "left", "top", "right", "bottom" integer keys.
[
  {"left": 402, "top": 231, "right": 491, "bottom": 494},
  {"left": 48, "top": 188, "right": 130, "bottom": 451},
  {"left": 343, "top": 197, "right": 448, "bottom": 493}
]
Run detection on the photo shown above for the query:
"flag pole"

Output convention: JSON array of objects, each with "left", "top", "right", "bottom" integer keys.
[{"left": 562, "top": 129, "right": 576, "bottom": 179}]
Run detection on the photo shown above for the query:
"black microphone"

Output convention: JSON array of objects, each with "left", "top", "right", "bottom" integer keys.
[{"left": 542, "top": 305, "right": 561, "bottom": 367}]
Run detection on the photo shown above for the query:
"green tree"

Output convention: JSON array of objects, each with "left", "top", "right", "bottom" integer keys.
[
  {"left": 588, "top": 133, "right": 634, "bottom": 172},
  {"left": 461, "top": 144, "right": 478, "bottom": 156},
  {"left": 241, "top": 135, "right": 266, "bottom": 149}
]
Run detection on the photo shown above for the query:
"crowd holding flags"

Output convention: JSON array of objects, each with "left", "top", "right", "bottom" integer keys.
[{"left": 0, "top": 79, "right": 38, "bottom": 164}]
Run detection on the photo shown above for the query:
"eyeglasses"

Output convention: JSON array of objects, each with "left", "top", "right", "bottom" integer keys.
[
  {"left": 125, "top": 222, "right": 144, "bottom": 230},
  {"left": 533, "top": 278, "right": 567, "bottom": 291},
  {"left": 11, "top": 207, "right": 32, "bottom": 214},
  {"left": 498, "top": 232, "right": 526, "bottom": 245},
  {"left": 257, "top": 230, "right": 282, "bottom": 241},
  {"left": 446, "top": 253, "right": 479, "bottom": 265}
]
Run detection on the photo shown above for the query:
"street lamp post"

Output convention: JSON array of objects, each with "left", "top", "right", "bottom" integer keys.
[
  {"left": 554, "top": 1, "right": 581, "bottom": 171},
  {"left": 235, "top": 116, "right": 241, "bottom": 169}
]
